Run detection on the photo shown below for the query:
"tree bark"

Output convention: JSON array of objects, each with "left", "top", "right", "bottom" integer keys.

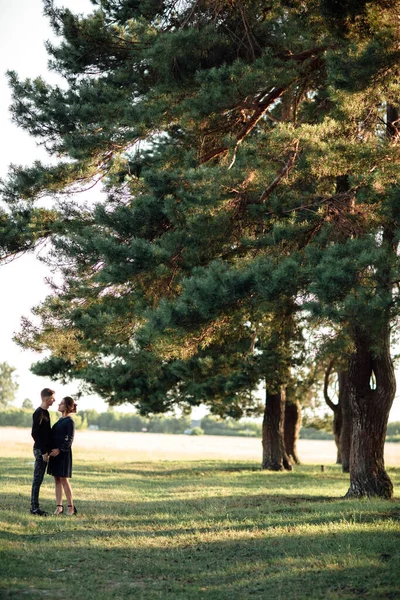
[
  {"left": 333, "top": 409, "right": 342, "bottom": 464},
  {"left": 345, "top": 327, "right": 395, "bottom": 498},
  {"left": 323, "top": 359, "right": 342, "bottom": 463},
  {"left": 324, "top": 364, "right": 352, "bottom": 469},
  {"left": 345, "top": 105, "right": 397, "bottom": 498},
  {"left": 284, "top": 395, "right": 302, "bottom": 464},
  {"left": 386, "top": 103, "right": 399, "bottom": 139},
  {"left": 262, "top": 387, "right": 292, "bottom": 471},
  {"left": 338, "top": 370, "right": 351, "bottom": 473}
]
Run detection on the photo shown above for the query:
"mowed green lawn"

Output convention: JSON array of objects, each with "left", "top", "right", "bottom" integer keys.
[{"left": 1, "top": 429, "right": 400, "bottom": 599}]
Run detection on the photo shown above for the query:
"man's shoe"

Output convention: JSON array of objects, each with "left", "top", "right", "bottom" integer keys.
[{"left": 30, "top": 508, "right": 48, "bottom": 516}]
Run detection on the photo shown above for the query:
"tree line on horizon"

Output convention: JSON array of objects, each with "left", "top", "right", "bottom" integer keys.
[
  {"left": 2, "top": 0, "right": 400, "bottom": 497},
  {"left": 2, "top": 404, "right": 400, "bottom": 443}
]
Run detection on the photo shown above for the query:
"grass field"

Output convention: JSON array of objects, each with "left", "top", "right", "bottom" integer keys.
[{"left": 1, "top": 429, "right": 400, "bottom": 599}]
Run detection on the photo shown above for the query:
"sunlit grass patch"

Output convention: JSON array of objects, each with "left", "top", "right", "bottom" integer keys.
[{"left": 0, "top": 454, "right": 399, "bottom": 599}]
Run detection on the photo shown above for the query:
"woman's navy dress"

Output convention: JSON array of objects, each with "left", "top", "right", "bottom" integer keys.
[{"left": 47, "top": 416, "right": 75, "bottom": 478}]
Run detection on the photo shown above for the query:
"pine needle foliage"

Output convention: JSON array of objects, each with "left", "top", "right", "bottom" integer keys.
[{"left": 2, "top": 2, "right": 400, "bottom": 491}]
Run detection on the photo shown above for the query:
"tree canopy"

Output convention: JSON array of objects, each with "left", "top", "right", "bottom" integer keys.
[{"left": 2, "top": 0, "right": 400, "bottom": 495}]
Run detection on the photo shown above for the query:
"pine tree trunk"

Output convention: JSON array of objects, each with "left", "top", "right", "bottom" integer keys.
[
  {"left": 262, "top": 387, "right": 292, "bottom": 471},
  {"left": 284, "top": 397, "right": 302, "bottom": 464},
  {"left": 345, "top": 327, "right": 395, "bottom": 498},
  {"left": 332, "top": 407, "right": 342, "bottom": 464},
  {"left": 338, "top": 370, "right": 351, "bottom": 473},
  {"left": 323, "top": 359, "right": 341, "bottom": 464}
]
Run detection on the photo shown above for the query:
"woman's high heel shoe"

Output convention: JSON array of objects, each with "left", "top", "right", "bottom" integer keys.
[
  {"left": 54, "top": 505, "right": 64, "bottom": 515},
  {"left": 67, "top": 504, "right": 77, "bottom": 515}
]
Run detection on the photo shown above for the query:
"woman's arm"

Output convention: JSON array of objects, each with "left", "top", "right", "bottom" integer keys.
[{"left": 60, "top": 418, "right": 75, "bottom": 451}]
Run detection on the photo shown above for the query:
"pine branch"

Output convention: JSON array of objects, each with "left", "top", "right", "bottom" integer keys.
[
  {"left": 200, "top": 86, "right": 286, "bottom": 163},
  {"left": 258, "top": 139, "right": 300, "bottom": 203},
  {"left": 200, "top": 52, "right": 325, "bottom": 164}
]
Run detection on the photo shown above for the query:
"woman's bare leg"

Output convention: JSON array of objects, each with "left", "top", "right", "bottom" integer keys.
[
  {"left": 60, "top": 478, "right": 74, "bottom": 513},
  {"left": 54, "top": 477, "right": 63, "bottom": 514}
]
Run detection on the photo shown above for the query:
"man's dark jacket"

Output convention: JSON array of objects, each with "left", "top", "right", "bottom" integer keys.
[{"left": 31, "top": 407, "right": 52, "bottom": 454}]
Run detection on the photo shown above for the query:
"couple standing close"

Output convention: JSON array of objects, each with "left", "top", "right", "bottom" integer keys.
[{"left": 30, "top": 388, "right": 78, "bottom": 516}]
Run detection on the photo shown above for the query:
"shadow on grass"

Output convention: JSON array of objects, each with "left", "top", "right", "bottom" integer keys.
[
  {"left": 1, "top": 525, "right": 399, "bottom": 600},
  {"left": 1, "top": 458, "right": 400, "bottom": 599},
  {"left": 0, "top": 456, "right": 349, "bottom": 478},
  {"left": 1, "top": 488, "right": 400, "bottom": 544},
  {"left": 0, "top": 456, "right": 351, "bottom": 504}
]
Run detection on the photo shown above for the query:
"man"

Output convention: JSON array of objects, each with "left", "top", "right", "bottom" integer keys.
[{"left": 30, "top": 388, "right": 55, "bottom": 516}]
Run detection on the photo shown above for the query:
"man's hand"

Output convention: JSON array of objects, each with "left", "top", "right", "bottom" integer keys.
[
  {"left": 50, "top": 448, "right": 60, "bottom": 457},
  {"left": 42, "top": 453, "right": 49, "bottom": 462}
]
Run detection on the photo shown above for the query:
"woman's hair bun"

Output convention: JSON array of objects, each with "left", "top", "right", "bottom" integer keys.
[{"left": 64, "top": 396, "right": 77, "bottom": 414}]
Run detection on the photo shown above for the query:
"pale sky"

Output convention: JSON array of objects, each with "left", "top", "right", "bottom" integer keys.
[
  {"left": 0, "top": 0, "right": 108, "bottom": 411},
  {"left": 0, "top": 0, "right": 399, "bottom": 421}
]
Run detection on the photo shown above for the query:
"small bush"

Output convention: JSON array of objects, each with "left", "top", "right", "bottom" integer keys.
[
  {"left": 190, "top": 427, "right": 204, "bottom": 435},
  {"left": 299, "top": 427, "right": 334, "bottom": 440}
]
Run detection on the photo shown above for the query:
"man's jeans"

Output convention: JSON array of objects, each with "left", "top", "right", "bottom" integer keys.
[{"left": 30, "top": 447, "right": 47, "bottom": 510}]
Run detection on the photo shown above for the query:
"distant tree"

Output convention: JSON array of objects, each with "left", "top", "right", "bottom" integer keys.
[
  {"left": 0, "top": 363, "right": 18, "bottom": 408},
  {"left": 284, "top": 392, "right": 302, "bottom": 466},
  {"left": 22, "top": 398, "right": 34, "bottom": 410},
  {"left": 323, "top": 359, "right": 351, "bottom": 472}
]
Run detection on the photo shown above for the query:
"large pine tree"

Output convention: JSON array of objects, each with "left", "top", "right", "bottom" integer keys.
[{"left": 2, "top": 0, "right": 400, "bottom": 496}]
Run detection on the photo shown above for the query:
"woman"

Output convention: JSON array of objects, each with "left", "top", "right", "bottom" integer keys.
[{"left": 48, "top": 396, "right": 77, "bottom": 515}]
